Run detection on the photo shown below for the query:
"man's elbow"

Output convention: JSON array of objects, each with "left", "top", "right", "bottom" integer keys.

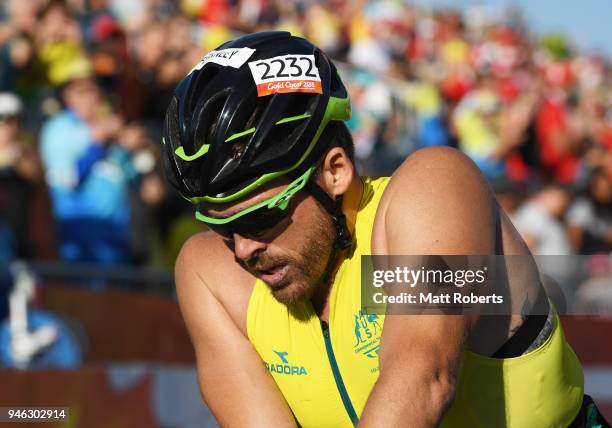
[
  {"left": 426, "top": 370, "right": 458, "bottom": 423},
  {"left": 386, "top": 362, "right": 458, "bottom": 423},
  {"left": 439, "top": 381, "right": 458, "bottom": 416}
]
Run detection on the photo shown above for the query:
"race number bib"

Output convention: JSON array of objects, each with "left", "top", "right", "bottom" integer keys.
[{"left": 248, "top": 55, "right": 323, "bottom": 97}]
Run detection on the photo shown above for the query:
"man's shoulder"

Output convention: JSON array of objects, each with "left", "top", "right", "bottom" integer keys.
[
  {"left": 374, "top": 146, "right": 495, "bottom": 254},
  {"left": 174, "top": 231, "right": 255, "bottom": 338},
  {"left": 175, "top": 231, "right": 255, "bottom": 297},
  {"left": 382, "top": 146, "right": 489, "bottom": 208}
]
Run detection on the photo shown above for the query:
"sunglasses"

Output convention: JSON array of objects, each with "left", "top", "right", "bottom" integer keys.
[{"left": 195, "top": 166, "right": 315, "bottom": 239}]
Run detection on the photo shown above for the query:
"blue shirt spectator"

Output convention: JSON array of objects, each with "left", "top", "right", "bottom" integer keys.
[{"left": 40, "top": 72, "right": 136, "bottom": 264}]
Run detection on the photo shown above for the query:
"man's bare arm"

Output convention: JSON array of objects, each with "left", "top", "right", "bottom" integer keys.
[
  {"left": 175, "top": 234, "right": 297, "bottom": 427},
  {"left": 360, "top": 147, "right": 497, "bottom": 427}
]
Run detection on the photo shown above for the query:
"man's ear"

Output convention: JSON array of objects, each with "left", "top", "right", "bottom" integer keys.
[{"left": 318, "top": 147, "right": 354, "bottom": 197}]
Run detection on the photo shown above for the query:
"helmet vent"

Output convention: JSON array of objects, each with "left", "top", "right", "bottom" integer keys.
[
  {"left": 232, "top": 141, "right": 247, "bottom": 160},
  {"left": 188, "top": 66, "right": 221, "bottom": 114},
  {"left": 245, "top": 96, "right": 273, "bottom": 130},
  {"left": 250, "top": 93, "right": 318, "bottom": 168},
  {"left": 192, "top": 93, "right": 228, "bottom": 155}
]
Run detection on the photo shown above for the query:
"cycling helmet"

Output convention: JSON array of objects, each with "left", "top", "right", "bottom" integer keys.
[{"left": 163, "top": 31, "right": 353, "bottom": 249}]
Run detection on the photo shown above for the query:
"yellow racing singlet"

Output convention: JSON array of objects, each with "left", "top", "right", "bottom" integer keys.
[{"left": 247, "top": 176, "right": 584, "bottom": 427}]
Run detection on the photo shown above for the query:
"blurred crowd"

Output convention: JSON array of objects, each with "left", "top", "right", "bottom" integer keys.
[{"left": 0, "top": 0, "right": 611, "bottom": 290}]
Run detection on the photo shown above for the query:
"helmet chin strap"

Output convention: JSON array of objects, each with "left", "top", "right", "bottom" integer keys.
[
  {"left": 285, "top": 168, "right": 354, "bottom": 287},
  {"left": 302, "top": 179, "right": 354, "bottom": 287},
  {"left": 303, "top": 180, "right": 353, "bottom": 251}
]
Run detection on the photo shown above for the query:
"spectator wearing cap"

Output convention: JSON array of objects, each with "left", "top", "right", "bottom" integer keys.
[{"left": 39, "top": 59, "right": 136, "bottom": 264}]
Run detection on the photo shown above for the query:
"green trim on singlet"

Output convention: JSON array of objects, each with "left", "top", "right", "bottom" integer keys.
[{"left": 321, "top": 321, "right": 359, "bottom": 426}]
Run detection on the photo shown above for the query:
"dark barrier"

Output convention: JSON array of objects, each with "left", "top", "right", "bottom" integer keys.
[{"left": 38, "top": 285, "right": 194, "bottom": 363}]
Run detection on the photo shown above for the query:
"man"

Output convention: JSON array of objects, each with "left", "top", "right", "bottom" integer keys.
[
  {"left": 163, "top": 32, "right": 607, "bottom": 427},
  {"left": 40, "top": 58, "right": 135, "bottom": 264}
]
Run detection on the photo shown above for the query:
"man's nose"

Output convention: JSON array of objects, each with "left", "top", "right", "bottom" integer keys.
[{"left": 232, "top": 234, "right": 267, "bottom": 262}]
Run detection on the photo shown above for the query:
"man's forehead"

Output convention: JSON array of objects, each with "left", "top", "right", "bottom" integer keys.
[{"left": 201, "top": 177, "right": 292, "bottom": 218}]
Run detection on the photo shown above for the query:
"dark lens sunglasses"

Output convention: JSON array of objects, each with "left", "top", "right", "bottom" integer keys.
[{"left": 195, "top": 166, "right": 315, "bottom": 239}]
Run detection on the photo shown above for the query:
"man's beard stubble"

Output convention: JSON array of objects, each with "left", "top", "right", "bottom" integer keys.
[{"left": 250, "top": 212, "right": 336, "bottom": 306}]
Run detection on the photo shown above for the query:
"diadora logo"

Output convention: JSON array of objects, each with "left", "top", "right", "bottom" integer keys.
[
  {"left": 353, "top": 310, "right": 382, "bottom": 359},
  {"left": 265, "top": 350, "right": 308, "bottom": 376},
  {"left": 274, "top": 350, "right": 289, "bottom": 363}
]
